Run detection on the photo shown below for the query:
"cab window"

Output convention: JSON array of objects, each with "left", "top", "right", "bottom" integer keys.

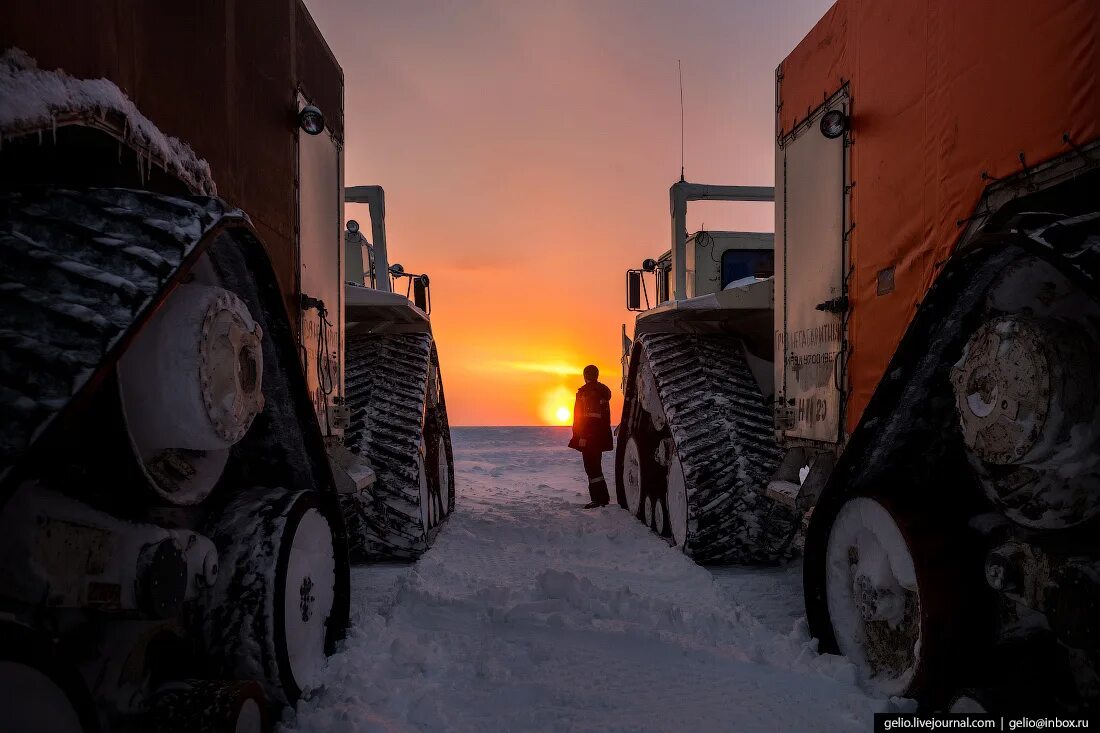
[{"left": 721, "top": 249, "right": 774, "bottom": 288}]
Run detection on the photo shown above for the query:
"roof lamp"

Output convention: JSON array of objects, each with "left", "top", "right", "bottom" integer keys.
[
  {"left": 299, "top": 105, "right": 326, "bottom": 135},
  {"left": 819, "top": 109, "right": 848, "bottom": 139}
]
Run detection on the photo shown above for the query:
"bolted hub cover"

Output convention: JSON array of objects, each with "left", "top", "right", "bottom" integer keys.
[
  {"left": 953, "top": 312, "right": 1100, "bottom": 529},
  {"left": 199, "top": 291, "right": 266, "bottom": 444},
  {"left": 137, "top": 538, "right": 188, "bottom": 619},
  {"left": 951, "top": 317, "right": 1051, "bottom": 465},
  {"left": 119, "top": 281, "right": 267, "bottom": 504}
]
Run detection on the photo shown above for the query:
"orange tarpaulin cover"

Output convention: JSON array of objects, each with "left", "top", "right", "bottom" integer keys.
[{"left": 777, "top": 0, "right": 1099, "bottom": 433}]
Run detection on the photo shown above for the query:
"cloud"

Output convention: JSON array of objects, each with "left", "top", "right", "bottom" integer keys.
[{"left": 483, "top": 360, "right": 585, "bottom": 377}]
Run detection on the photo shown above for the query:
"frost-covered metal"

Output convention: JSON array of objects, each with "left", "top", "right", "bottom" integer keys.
[
  {"left": 0, "top": 187, "right": 248, "bottom": 485},
  {"left": 117, "top": 282, "right": 265, "bottom": 504}
]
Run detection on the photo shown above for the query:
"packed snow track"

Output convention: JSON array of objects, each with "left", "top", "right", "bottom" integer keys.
[{"left": 284, "top": 428, "right": 907, "bottom": 732}]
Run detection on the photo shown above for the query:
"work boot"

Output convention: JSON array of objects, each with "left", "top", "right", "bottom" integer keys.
[{"left": 583, "top": 501, "right": 608, "bottom": 509}]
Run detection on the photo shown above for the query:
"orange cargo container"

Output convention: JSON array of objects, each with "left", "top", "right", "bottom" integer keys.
[
  {"left": 777, "top": 0, "right": 1099, "bottom": 433},
  {"left": 779, "top": 0, "right": 1100, "bottom": 712}
]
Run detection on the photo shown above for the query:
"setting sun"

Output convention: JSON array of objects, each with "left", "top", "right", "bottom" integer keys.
[{"left": 538, "top": 385, "right": 577, "bottom": 426}]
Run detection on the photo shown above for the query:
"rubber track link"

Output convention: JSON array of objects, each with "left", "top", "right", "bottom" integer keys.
[
  {"left": 342, "top": 331, "right": 447, "bottom": 560},
  {"left": 0, "top": 187, "right": 245, "bottom": 486},
  {"left": 639, "top": 332, "right": 798, "bottom": 564}
]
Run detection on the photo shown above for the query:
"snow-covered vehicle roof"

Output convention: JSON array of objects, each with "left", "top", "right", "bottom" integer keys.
[{"left": 0, "top": 48, "right": 216, "bottom": 196}]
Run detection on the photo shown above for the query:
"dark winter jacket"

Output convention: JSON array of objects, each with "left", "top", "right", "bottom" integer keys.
[{"left": 568, "top": 381, "right": 614, "bottom": 452}]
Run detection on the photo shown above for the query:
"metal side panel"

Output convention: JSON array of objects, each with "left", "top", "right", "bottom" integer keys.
[
  {"left": 297, "top": 93, "right": 345, "bottom": 436},
  {"left": 775, "top": 90, "right": 849, "bottom": 444}
]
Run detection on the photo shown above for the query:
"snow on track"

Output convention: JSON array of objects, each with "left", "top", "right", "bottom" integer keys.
[{"left": 283, "top": 427, "right": 903, "bottom": 732}]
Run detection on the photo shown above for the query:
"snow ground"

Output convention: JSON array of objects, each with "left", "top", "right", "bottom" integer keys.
[{"left": 283, "top": 427, "right": 904, "bottom": 732}]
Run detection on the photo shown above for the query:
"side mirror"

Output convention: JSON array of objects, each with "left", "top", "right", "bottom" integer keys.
[
  {"left": 626, "top": 270, "right": 643, "bottom": 311},
  {"left": 413, "top": 275, "right": 429, "bottom": 312}
]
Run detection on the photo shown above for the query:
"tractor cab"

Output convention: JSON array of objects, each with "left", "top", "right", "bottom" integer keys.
[{"left": 626, "top": 230, "right": 774, "bottom": 312}]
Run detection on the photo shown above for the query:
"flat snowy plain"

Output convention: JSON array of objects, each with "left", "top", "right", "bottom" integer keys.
[{"left": 284, "top": 427, "right": 907, "bottom": 732}]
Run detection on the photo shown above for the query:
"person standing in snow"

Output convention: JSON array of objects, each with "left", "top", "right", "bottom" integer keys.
[{"left": 568, "top": 364, "right": 613, "bottom": 509}]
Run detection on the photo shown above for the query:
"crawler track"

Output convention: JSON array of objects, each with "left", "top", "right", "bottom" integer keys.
[
  {"left": 342, "top": 332, "right": 455, "bottom": 560},
  {"left": 0, "top": 187, "right": 248, "bottom": 487},
  {"left": 619, "top": 332, "right": 797, "bottom": 563}
]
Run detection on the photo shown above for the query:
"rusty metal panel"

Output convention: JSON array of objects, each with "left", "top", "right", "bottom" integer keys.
[
  {"left": 231, "top": 0, "right": 297, "bottom": 318},
  {"left": 127, "top": 1, "right": 231, "bottom": 191},
  {"left": 776, "top": 91, "right": 849, "bottom": 444},
  {"left": 296, "top": 1, "right": 344, "bottom": 142},
  {"left": 0, "top": 2, "right": 121, "bottom": 81}
]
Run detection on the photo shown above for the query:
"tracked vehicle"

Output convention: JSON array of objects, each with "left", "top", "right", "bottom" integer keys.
[
  {"left": 340, "top": 186, "right": 456, "bottom": 561},
  {"left": 617, "top": 183, "right": 799, "bottom": 563},
  {"left": 618, "top": 0, "right": 1100, "bottom": 712},
  {"left": 0, "top": 3, "right": 453, "bottom": 730}
]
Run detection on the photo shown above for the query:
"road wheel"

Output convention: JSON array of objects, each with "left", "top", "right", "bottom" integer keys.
[
  {"left": 824, "top": 497, "right": 923, "bottom": 696},
  {"left": 653, "top": 494, "right": 667, "bottom": 537},
  {"left": 620, "top": 436, "right": 643, "bottom": 518},
  {"left": 0, "top": 622, "right": 99, "bottom": 733},
  {"left": 666, "top": 455, "right": 688, "bottom": 549},
  {"left": 424, "top": 393, "right": 455, "bottom": 531},
  {"left": 146, "top": 680, "right": 267, "bottom": 733},
  {"left": 416, "top": 445, "right": 433, "bottom": 531},
  {"left": 203, "top": 488, "right": 347, "bottom": 705},
  {"left": 821, "top": 494, "right": 974, "bottom": 704}
]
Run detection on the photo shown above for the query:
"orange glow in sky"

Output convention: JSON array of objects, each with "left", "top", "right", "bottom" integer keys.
[
  {"left": 540, "top": 385, "right": 576, "bottom": 426},
  {"left": 308, "top": 0, "right": 833, "bottom": 424}
]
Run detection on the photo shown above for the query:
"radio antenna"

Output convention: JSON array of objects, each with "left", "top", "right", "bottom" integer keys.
[{"left": 678, "top": 59, "right": 685, "bottom": 182}]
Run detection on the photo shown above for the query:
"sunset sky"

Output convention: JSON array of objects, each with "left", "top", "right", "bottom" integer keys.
[{"left": 305, "top": 0, "right": 834, "bottom": 425}]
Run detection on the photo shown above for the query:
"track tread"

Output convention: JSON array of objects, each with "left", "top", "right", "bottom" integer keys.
[
  {"left": 341, "top": 331, "right": 454, "bottom": 561},
  {"left": 0, "top": 187, "right": 239, "bottom": 481},
  {"left": 635, "top": 332, "right": 796, "bottom": 563}
]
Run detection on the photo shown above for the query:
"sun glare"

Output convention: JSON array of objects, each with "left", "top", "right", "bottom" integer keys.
[{"left": 540, "top": 385, "right": 576, "bottom": 426}]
